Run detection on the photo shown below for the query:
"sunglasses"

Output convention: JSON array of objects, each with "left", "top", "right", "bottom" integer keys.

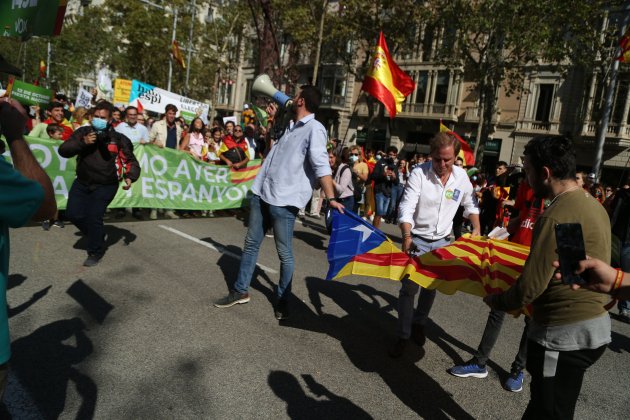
[
  {"left": 350, "top": 153, "right": 359, "bottom": 156},
  {"left": 234, "top": 129, "right": 243, "bottom": 132}
]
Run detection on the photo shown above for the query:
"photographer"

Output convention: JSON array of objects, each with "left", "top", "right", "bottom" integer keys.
[
  {"left": 59, "top": 100, "right": 140, "bottom": 267},
  {"left": 370, "top": 146, "right": 399, "bottom": 229}
]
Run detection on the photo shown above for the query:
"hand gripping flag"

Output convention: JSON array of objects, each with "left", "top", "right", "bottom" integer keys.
[
  {"left": 440, "top": 121, "right": 475, "bottom": 166},
  {"left": 361, "top": 32, "right": 415, "bottom": 118},
  {"left": 327, "top": 210, "right": 530, "bottom": 301}
]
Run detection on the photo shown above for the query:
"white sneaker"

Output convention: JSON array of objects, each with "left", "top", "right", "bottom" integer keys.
[
  {"left": 165, "top": 211, "right": 180, "bottom": 219},
  {"left": 150, "top": 209, "right": 158, "bottom": 220}
]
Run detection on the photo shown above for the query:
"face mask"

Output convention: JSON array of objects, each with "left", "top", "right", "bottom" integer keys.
[
  {"left": 92, "top": 117, "right": 108, "bottom": 131},
  {"left": 64, "top": 105, "right": 69, "bottom": 110},
  {"left": 349, "top": 155, "right": 359, "bottom": 163},
  {"left": 375, "top": 155, "right": 381, "bottom": 161}
]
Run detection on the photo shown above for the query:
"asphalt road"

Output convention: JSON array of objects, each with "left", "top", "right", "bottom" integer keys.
[{"left": 4, "top": 211, "right": 629, "bottom": 419}]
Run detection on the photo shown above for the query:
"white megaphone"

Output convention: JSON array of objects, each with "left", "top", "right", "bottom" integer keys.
[{"left": 251, "top": 74, "right": 293, "bottom": 108}]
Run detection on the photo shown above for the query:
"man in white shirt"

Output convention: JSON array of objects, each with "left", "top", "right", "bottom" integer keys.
[
  {"left": 115, "top": 106, "right": 150, "bottom": 145},
  {"left": 214, "top": 85, "right": 344, "bottom": 320},
  {"left": 391, "top": 132, "right": 481, "bottom": 357}
]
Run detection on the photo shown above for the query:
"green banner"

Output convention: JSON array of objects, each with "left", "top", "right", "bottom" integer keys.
[
  {"left": 3, "top": 136, "right": 260, "bottom": 211},
  {"left": 1, "top": 0, "right": 66, "bottom": 38},
  {"left": 9, "top": 79, "right": 53, "bottom": 106}
]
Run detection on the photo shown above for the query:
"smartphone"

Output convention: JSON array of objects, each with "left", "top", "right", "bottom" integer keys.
[{"left": 555, "top": 223, "right": 587, "bottom": 285}]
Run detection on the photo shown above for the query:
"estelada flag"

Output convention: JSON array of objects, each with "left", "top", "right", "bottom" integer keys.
[
  {"left": 361, "top": 32, "right": 415, "bottom": 118},
  {"left": 618, "top": 27, "right": 630, "bottom": 62},
  {"left": 171, "top": 40, "right": 186, "bottom": 69},
  {"left": 440, "top": 121, "right": 475, "bottom": 166},
  {"left": 327, "top": 210, "right": 530, "bottom": 306}
]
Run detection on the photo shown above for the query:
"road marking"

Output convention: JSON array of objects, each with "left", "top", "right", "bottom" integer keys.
[{"left": 158, "top": 225, "right": 278, "bottom": 274}]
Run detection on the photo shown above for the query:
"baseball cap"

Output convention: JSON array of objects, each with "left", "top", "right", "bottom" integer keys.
[{"left": 0, "top": 54, "right": 21, "bottom": 76}]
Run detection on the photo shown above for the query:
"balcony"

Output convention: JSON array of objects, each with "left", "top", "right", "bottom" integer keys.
[
  {"left": 356, "top": 102, "right": 457, "bottom": 120},
  {"left": 463, "top": 107, "right": 500, "bottom": 124},
  {"left": 515, "top": 120, "right": 560, "bottom": 134},
  {"left": 579, "top": 122, "right": 630, "bottom": 147},
  {"left": 320, "top": 94, "right": 346, "bottom": 110}
]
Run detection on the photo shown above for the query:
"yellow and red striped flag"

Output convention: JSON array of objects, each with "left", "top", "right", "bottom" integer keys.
[
  {"left": 618, "top": 27, "right": 630, "bottom": 62},
  {"left": 440, "top": 121, "right": 475, "bottom": 166},
  {"left": 361, "top": 32, "right": 415, "bottom": 118},
  {"left": 171, "top": 40, "right": 186, "bottom": 69},
  {"left": 230, "top": 163, "right": 261, "bottom": 184},
  {"left": 327, "top": 210, "right": 530, "bottom": 307}
]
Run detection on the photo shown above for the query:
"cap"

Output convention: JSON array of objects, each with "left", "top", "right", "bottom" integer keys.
[
  {"left": 0, "top": 54, "right": 22, "bottom": 76},
  {"left": 55, "top": 93, "right": 68, "bottom": 102}
]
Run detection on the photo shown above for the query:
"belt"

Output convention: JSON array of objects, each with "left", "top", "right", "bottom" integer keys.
[{"left": 416, "top": 235, "right": 448, "bottom": 243}]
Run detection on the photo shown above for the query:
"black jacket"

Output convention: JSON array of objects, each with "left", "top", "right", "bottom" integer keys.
[
  {"left": 370, "top": 158, "right": 398, "bottom": 196},
  {"left": 59, "top": 125, "right": 140, "bottom": 185}
]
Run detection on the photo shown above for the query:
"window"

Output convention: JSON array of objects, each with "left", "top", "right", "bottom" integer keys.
[
  {"left": 434, "top": 71, "right": 449, "bottom": 104},
  {"left": 535, "top": 84, "right": 555, "bottom": 122},
  {"left": 613, "top": 78, "right": 628, "bottom": 123},
  {"left": 415, "top": 71, "right": 428, "bottom": 104}
]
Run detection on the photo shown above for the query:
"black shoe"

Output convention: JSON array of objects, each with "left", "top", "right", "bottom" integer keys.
[
  {"left": 214, "top": 291, "right": 250, "bottom": 308},
  {"left": 52, "top": 220, "right": 65, "bottom": 228},
  {"left": 132, "top": 211, "right": 144, "bottom": 220},
  {"left": 411, "top": 324, "right": 426, "bottom": 347},
  {"left": 115, "top": 209, "right": 126, "bottom": 219},
  {"left": 274, "top": 300, "right": 290, "bottom": 320},
  {"left": 42, "top": 220, "right": 50, "bottom": 231},
  {"left": 388, "top": 338, "right": 409, "bottom": 358},
  {"left": 83, "top": 254, "right": 102, "bottom": 267}
]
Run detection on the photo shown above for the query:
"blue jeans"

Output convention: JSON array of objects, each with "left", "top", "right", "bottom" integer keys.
[
  {"left": 374, "top": 192, "right": 390, "bottom": 216},
  {"left": 387, "top": 184, "right": 404, "bottom": 220},
  {"left": 233, "top": 195, "right": 298, "bottom": 301},
  {"left": 397, "top": 235, "right": 450, "bottom": 339},
  {"left": 65, "top": 180, "right": 118, "bottom": 257},
  {"left": 618, "top": 242, "right": 630, "bottom": 312}
]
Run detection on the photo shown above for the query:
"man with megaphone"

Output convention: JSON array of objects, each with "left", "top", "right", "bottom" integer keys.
[{"left": 214, "top": 83, "right": 344, "bottom": 320}]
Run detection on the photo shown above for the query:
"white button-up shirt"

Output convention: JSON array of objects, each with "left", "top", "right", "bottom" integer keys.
[
  {"left": 398, "top": 162, "right": 479, "bottom": 239},
  {"left": 115, "top": 122, "right": 149, "bottom": 144},
  {"left": 252, "top": 113, "right": 331, "bottom": 208}
]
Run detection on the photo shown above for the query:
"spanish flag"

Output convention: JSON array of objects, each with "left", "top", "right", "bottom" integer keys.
[
  {"left": 361, "top": 32, "right": 415, "bottom": 118},
  {"left": 618, "top": 27, "right": 630, "bottom": 62},
  {"left": 327, "top": 210, "right": 529, "bottom": 300},
  {"left": 440, "top": 121, "right": 475, "bottom": 166},
  {"left": 172, "top": 40, "right": 186, "bottom": 69},
  {"left": 39, "top": 60, "right": 47, "bottom": 79}
]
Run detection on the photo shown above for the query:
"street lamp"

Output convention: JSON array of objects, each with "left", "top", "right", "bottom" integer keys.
[{"left": 139, "top": 0, "right": 178, "bottom": 92}]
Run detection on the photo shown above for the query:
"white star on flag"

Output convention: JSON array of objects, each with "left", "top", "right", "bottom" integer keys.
[{"left": 351, "top": 224, "right": 374, "bottom": 243}]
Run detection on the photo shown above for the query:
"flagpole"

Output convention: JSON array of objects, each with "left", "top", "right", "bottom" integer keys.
[
  {"left": 168, "top": 8, "right": 178, "bottom": 92},
  {"left": 593, "top": 4, "right": 630, "bottom": 182}
]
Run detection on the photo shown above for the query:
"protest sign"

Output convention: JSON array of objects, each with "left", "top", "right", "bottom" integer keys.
[
  {"left": 1, "top": 0, "right": 67, "bottom": 38},
  {"left": 113, "top": 78, "right": 132, "bottom": 106},
  {"left": 129, "top": 80, "right": 210, "bottom": 123},
  {"left": 3, "top": 136, "right": 260, "bottom": 211},
  {"left": 7, "top": 79, "right": 53, "bottom": 106},
  {"left": 75, "top": 88, "right": 93, "bottom": 109}
]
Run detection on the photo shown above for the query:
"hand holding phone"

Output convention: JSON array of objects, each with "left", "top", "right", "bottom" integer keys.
[{"left": 555, "top": 223, "right": 588, "bottom": 285}]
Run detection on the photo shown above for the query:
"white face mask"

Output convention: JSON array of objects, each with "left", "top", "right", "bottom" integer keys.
[{"left": 349, "top": 155, "right": 359, "bottom": 163}]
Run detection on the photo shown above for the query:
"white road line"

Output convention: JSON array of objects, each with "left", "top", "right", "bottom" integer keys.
[{"left": 158, "top": 225, "right": 278, "bottom": 274}]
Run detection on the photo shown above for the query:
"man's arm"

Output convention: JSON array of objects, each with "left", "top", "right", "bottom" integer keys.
[
  {"left": 119, "top": 135, "right": 141, "bottom": 189},
  {"left": 398, "top": 170, "right": 422, "bottom": 253},
  {"left": 59, "top": 127, "right": 92, "bottom": 158},
  {"left": 319, "top": 175, "right": 344, "bottom": 213},
  {"left": 461, "top": 180, "right": 481, "bottom": 236},
  {"left": 0, "top": 98, "right": 56, "bottom": 221}
]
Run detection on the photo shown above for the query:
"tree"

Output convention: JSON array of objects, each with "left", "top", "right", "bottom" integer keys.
[{"left": 433, "top": 0, "right": 622, "bottom": 167}]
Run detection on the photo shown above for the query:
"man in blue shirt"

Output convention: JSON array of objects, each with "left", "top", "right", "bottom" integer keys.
[
  {"left": 214, "top": 85, "right": 344, "bottom": 319},
  {"left": 0, "top": 96, "right": 56, "bottom": 406}
]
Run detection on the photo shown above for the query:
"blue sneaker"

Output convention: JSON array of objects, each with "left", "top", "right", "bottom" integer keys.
[
  {"left": 504, "top": 369, "right": 524, "bottom": 392},
  {"left": 448, "top": 362, "right": 488, "bottom": 378}
]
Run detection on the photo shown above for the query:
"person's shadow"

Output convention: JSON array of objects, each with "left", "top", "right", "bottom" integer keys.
[
  {"left": 268, "top": 370, "right": 372, "bottom": 419},
  {"left": 9, "top": 317, "right": 97, "bottom": 419},
  {"left": 281, "top": 277, "right": 475, "bottom": 419},
  {"left": 73, "top": 225, "right": 137, "bottom": 253},
  {"left": 7, "top": 274, "right": 51, "bottom": 318}
]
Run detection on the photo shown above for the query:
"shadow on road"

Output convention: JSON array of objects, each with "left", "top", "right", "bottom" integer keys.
[
  {"left": 268, "top": 370, "right": 372, "bottom": 419},
  {"left": 10, "top": 318, "right": 96, "bottom": 419},
  {"left": 7, "top": 274, "right": 51, "bottom": 318},
  {"left": 280, "top": 276, "right": 475, "bottom": 419},
  {"left": 73, "top": 225, "right": 137, "bottom": 253}
]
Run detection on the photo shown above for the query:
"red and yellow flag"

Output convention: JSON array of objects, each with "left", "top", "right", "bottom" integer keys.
[
  {"left": 361, "top": 32, "right": 415, "bottom": 118},
  {"left": 618, "top": 27, "right": 630, "bottom": 62},
  {"left": 440, "top": 121, "right": 475, "bottom": 166},
  {"left": 39, "top": 60, "right": 47, "bottom": 79},
  {"left": 171, "top": 41, "right": 186, "bottom": 69}
]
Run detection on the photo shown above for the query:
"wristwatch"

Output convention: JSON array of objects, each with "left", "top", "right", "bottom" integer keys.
[{"left": 328, "top": 197, "right": 339, "bottom": 202}]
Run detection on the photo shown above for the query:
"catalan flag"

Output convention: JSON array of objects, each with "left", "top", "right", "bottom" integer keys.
[
  {"left": 327, "top": 210, "right": 530, "bottom": 300},
  {"left": 361, "top": 32, "right": 415, "bottom": 118},
  {"left": 440, "top": 121, "right": 475, "bottom": 166}
]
